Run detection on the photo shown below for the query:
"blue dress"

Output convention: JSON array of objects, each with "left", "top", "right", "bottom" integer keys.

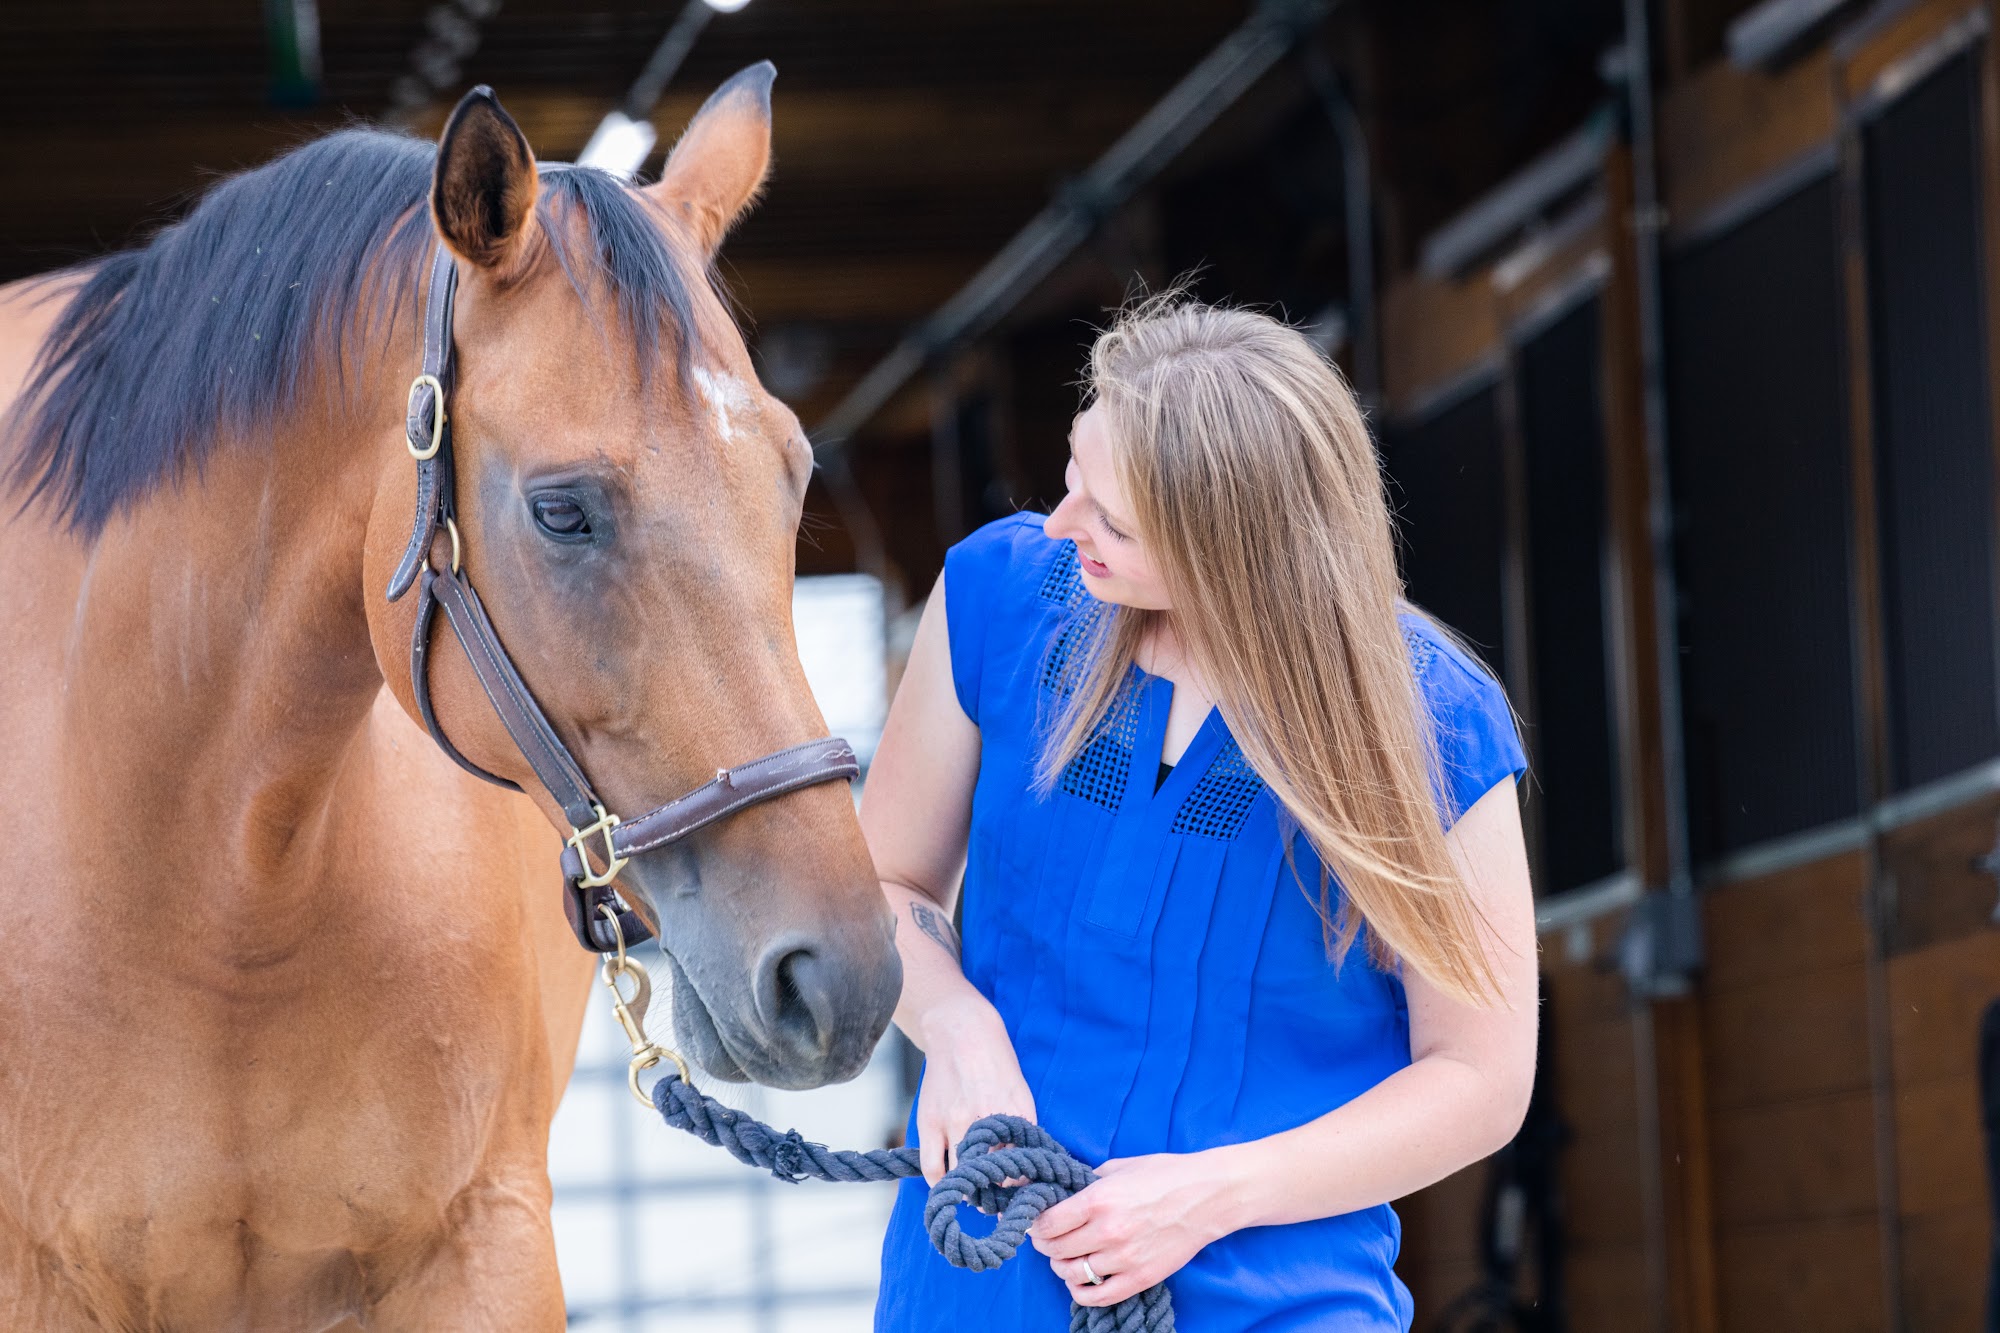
[{"left": 875, "top": 513, "right": 1527, "bottom": 1332}]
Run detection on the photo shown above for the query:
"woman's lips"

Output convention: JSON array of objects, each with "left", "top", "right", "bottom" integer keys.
[{"left": 1078, "top": 550, "right": 1112, "bottom": 579}]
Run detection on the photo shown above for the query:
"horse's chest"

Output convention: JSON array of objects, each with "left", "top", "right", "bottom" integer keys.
[{"left": 0, "top": 951, "right": 543, "bottom": 1325}]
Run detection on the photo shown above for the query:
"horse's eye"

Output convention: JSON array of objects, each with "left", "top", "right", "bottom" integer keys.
[{"left": 531, "top": 494, "right": 591, "bottom": 538}]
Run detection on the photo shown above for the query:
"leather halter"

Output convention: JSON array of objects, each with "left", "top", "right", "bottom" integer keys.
[{"left": 385, "top": 244, "right": 860, "bottom": 953}]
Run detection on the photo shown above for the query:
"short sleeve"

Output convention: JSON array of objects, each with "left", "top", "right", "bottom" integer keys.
[
  {"left": 941, "top": 513, "right": 1046, "bottom": 725},
  {"left": 1405, "top": 617, "right": 1528, "bottom": 827}
]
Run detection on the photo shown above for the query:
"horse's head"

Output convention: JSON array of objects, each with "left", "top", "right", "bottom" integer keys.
[{"left": 362, "top": 69, "right": 899, "bottom": 1089}]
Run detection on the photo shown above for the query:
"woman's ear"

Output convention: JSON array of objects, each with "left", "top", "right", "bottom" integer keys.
[
  {"left": 644, "top": 62, "right": 775, "bottom": 260},
  {"left": 431, "top": 85, "right": 540, "bottom": 275}
]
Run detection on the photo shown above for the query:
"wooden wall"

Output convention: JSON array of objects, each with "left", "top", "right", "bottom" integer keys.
[
  {"left": 1700, "top": 853, "right": 1884, "bottom": 1330},
  {"left": 1388, "top": 2, "right": 2000, "bottom": 1328},
  {"left": 1883, "top": 794, "right": 2000, "bottom": 1327},
  {"left": 1546, "top": 929, "right": 1649, "bottom": 1326}
]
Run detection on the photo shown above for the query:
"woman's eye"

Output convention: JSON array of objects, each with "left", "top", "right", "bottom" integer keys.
[{"left": 531, "top": 495, "right": 591, "bottom": 538}]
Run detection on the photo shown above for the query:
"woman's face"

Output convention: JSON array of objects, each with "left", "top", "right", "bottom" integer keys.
[{"left": 1044, "top": 402, "right": 1172, "bottom": 611}]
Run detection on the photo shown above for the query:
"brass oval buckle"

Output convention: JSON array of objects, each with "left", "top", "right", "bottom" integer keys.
[
  {"left": 406, "top": 373, "right": 447, "bottom": 461},
  {"left": 567, "top": 804, "right": 626, "bottom": 889}
]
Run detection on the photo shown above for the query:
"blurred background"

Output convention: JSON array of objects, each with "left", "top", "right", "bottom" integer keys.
[{"left": 7, "top": 0, "right": 2000, "bottom": 1328}]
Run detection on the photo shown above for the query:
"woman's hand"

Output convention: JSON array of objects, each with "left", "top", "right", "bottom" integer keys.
[
  {"left": 912, "top": 996, "right": 1036, "bottom": 1184},
  {"left": 1028, "top": 1150, "right": 1241, "bottom": 1307}
]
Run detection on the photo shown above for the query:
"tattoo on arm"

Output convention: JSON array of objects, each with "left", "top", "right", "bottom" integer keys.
[{"left": 910, "top": 901, "right": 961, "bottom": 959}]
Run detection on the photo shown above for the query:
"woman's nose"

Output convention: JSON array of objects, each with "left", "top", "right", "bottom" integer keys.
[{"left": 1045, "top": 492, "right": 1082, "bottom": 541}]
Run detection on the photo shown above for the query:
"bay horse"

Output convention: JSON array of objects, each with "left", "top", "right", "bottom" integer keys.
[{"left": 0, "top": 66, "right": 899, "bottom": 1329}]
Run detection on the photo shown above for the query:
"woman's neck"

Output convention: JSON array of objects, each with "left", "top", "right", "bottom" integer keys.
[{"left": 1137, "top": 614, "right": 1195, "bottom": 684}]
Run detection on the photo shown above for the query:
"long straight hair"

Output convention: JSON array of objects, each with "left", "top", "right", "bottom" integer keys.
[{"left": 1036, "top": 294, "right": 1509, "bottom": 1005}]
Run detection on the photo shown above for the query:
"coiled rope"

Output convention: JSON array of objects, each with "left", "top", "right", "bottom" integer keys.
[{"left": 649, "top": 1072, "right": 1175, "bottom": 1332}]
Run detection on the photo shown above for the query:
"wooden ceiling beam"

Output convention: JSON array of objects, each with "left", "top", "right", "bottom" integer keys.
[
  {"left": 0, "top": 4, "right": 1241, "bottom": 119},
  {"left": 722, "top": 255, "right": 987, "bottom": 323}
]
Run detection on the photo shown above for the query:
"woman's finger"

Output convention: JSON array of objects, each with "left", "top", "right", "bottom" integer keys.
[
  {"left": 1069, "top": 1266, "right": 1145, "bottom": 1308},
  {"left": 1031, "top": 1192, "right": 1089, "bottom": 1241},
  {"left": 1033, "top": 1217, "right": 1102, "bottom": 1261},
  {"left": 1065, "top": 1254, "right": 1124, "bottom": 1286},
  {"left": 919, "top": 1112, "right": 947, "bottom": 1185},
  {"left": 944, "top": 1115, "right": 971, "bottom": 1173}
]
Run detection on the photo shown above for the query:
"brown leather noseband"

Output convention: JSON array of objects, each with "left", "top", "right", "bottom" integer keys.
[{"left": 384, "top": 243, "right": 860, "bottom": 954}]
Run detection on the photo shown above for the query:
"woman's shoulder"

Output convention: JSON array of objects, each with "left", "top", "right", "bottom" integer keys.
[
  {"left": 948, "top": 510, "right": 1056, "bottom": 570},
  {"left": 1397, "top": 609, "right": 1527, "bottom": 823},
  {"left": 941, "top": 512, "right": 1077, "bottom": 727},
  {"left": 1398, "top": 609, "right": 1502, "bottom": 702},
  {"left": 944, "top": 511, "right": 1078, "bottom": 606}
]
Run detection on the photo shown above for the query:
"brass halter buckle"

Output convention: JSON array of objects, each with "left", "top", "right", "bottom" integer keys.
[
  {"left": 567, "top": 804, "right": 626, "bottom": 889},
  {"left": 597, "top": 904, "right": 691, "bottom": 1106}
]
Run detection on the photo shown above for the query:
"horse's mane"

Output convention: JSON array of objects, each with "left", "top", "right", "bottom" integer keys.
[{"left": 5, "top": 127, "right": 706, "bottom": 537}]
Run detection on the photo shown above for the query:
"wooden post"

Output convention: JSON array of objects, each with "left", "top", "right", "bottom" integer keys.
[{"left": 1602, "top": 141, "right": 1720, "bottom": 1333}]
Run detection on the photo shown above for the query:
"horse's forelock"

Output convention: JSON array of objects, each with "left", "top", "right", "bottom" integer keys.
[{"left": 3, "top": 130, "right": 713, "bottom": 539}]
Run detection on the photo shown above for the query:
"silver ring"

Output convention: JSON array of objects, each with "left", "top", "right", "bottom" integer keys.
[{"left": 1080, "top": 1257, "right": 1104, "bottom": 1286}]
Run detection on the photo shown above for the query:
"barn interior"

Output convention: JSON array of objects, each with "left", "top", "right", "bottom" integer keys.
[{"left": 5, "top": 0, "right": 1999, "bottom": 1328}]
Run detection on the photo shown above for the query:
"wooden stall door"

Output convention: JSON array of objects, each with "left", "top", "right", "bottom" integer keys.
[
  {"left": 1849, "top": 11, "right": 2000, "bottom": 1327},
  {"left": 1659, "top": 36, "right": 1885, "bottom": 1331}
]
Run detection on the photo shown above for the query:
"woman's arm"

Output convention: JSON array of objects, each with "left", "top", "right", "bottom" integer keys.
[
  {"left": 1031, "top": 778, "right": 1538, "bottom": 1307},
  {"left": 860, "top": 572, "right": 1037, "bottom": 1182}
]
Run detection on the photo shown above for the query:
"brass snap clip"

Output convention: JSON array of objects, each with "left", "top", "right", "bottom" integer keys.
[{"left": 597, "top": 904, "right": 690, "bottom": 1107}]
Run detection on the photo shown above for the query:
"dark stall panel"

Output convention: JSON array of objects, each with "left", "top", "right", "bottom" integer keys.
[
  {"left": 1862, "top": 48, "right": 1999, "bottom": 793},
  {"left": 1005, "top": 315, "right": 1101, "bottom": 514},
  {"left": 1666, "top": 173, "right": 1860, "bottom": 860},
  {"left": 1380, "top": 381, "right": 1509, "bottom": 666},
  {"left": 1518, "top": 296, "right": 1621, "bottom": 892}
]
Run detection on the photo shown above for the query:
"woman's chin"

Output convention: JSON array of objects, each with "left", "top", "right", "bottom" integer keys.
[{"left": 1077, "top": 565, "right": 1126, "bottom": 602}]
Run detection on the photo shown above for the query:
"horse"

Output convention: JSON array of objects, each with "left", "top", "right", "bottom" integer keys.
[{"left": 0, "top": 65, "right": 900, "bottom": 1330}]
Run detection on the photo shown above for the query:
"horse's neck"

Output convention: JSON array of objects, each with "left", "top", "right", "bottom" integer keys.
[{"left": 59, "top": 412, "right": 394, "bottom": 932}]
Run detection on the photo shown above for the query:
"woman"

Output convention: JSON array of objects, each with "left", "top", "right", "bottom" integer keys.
[{"left": 863, "top": 296, "right": 1537, "bottom": 1330}]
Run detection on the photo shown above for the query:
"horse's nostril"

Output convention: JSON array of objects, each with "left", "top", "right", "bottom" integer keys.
[{"left": 762, "top": 944, "right": 830, "bottom": 1053}]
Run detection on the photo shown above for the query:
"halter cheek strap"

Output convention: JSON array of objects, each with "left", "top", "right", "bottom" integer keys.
[{"left": 386, "top": 244, "right": 860, "bottom": 953}]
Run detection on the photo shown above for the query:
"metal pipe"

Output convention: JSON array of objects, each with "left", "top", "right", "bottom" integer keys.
[
  {"left": 1618, "top": 4, "right": 1706, "bottom": 1329},
  {"left": 816, "top": 446, "right": 895, "bottom": 601},
  {"left": 1301, "top": 45, "right": 1379, "bottom": 405},
  {"left": 811, "top": 0, "right": 1332, "bottom": 450},
  {"left": 1419, "top": 118, "right": 1613, "bottom": 280},
  {"left": 929, "top": 369, "right": 968, "bottom": 548},
  {"left": 622, "top": 0, "right": 716, "bottom": 121},
  {"left": 1622, "top": 0, "right": 1697, "bottom": 913}
]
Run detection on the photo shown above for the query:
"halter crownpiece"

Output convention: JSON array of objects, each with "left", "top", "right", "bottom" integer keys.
[{"left": 388, "top": 243, "right": 860, "bottom": 953}]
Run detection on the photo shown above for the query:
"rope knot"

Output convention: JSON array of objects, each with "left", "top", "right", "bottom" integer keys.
[{"left": 767, "top": 1129, "right": 811, "bottom": 1184}]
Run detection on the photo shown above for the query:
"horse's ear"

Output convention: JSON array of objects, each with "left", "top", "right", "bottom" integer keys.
[
  {"left": 431, "top": 86, "right": 540, "bottom": 275},
  {"left": 645, "top": 62, "right": 775, "bottom": 259}
]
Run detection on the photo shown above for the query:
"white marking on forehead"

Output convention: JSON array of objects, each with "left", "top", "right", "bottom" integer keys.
[{"left": 692, "top": 365, "right": 756, "bottom": 444}]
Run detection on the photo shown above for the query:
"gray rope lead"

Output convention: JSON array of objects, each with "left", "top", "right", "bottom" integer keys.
[{"left": 651, "top": 1072, "right": 1175, "bottom": 1332}]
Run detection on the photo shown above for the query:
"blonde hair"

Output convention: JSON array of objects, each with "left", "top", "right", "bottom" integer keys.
[{"left": 1037, "top": 294, "right": 1507, "bottom": 1005}]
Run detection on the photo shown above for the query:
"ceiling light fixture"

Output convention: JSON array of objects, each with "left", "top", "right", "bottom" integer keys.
[{"left": 577, "top": 0, "right": 753, "bottom": 180}]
